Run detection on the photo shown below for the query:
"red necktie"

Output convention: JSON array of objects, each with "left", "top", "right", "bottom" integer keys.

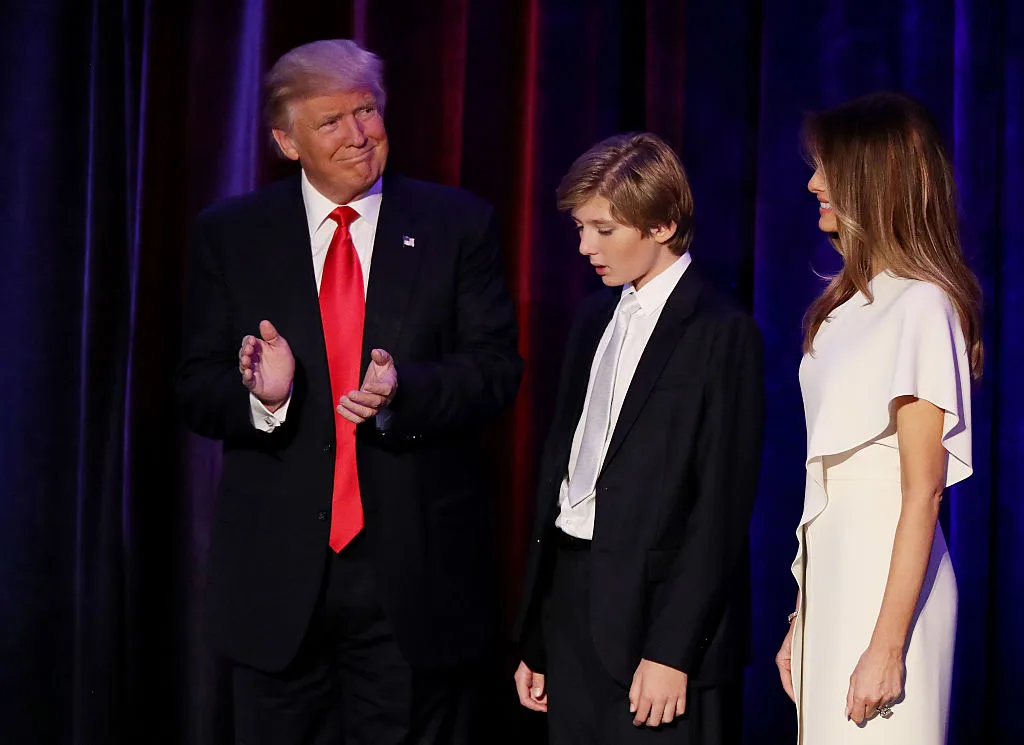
[{"left": 320, "top": 205, "right": 365, "bottom": 552}]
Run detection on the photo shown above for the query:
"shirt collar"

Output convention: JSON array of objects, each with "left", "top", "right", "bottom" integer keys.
[
  {"left": 300, "top": 169, "right": 384, "bottom": 240},
  {"left": 622, "top": 251, "right": 692, "bottom": 313}
]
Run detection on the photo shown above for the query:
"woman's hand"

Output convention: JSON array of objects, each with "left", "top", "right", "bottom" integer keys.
[
  {"left": 845, "top": 643, "right": 905, "bottom": 724},
  {"left": 776, "top": 621, "right": 796, "bottom": 702}
]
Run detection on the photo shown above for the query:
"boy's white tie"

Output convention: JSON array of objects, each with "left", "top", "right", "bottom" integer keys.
[{"left": 567, "top": 292, "right": 640, "bottom": 507}]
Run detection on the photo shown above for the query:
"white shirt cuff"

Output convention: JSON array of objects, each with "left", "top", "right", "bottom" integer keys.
[{"left": 250, "top": 392, "right": 291, "bottom": 432}]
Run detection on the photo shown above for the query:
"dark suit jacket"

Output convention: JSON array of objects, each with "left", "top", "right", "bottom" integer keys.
[
  {"left": 175, "top": 172, "right": 522, "bottom": 673},
  {"left": 514, "top": 265, "right": 763, "bottom": 686}
]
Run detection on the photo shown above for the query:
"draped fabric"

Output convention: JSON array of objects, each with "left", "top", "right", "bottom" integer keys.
[{"left": 1, "top": 1, "right": 1020, "bottom": 743}]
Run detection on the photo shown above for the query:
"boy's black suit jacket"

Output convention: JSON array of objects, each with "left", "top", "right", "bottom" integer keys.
[{"left": 515, "top": 264, "right": 764, "bottom": 686}]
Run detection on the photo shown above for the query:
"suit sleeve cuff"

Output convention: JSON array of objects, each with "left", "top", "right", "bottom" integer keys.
[{"left": 374, "top": 407, "right": 393, "bottom": 431}]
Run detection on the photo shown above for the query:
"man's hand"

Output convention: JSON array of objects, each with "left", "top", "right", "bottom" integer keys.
[
  {"left": 628, "top": 658, "right": 687, "bottom": 728},
  {"left": 337, "top": 348, "right": 398, "bottom": 424},
  {"left": 239, "top": 320, "right": 294, "bottom": 411},
  {"left": 513, "top": 661, "right": 548, "bottom": 713}
]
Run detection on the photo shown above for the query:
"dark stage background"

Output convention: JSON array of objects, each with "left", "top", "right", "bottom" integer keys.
[{"left": 1, "top": 1, "right": 1021, "bottom": 743}]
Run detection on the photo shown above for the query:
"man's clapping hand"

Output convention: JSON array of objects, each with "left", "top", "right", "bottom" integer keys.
[{"left": 239, "top": 320, "right": 295, "bottom": 412}]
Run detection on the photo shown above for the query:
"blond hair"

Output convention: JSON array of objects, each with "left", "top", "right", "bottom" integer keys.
[
  {"left": 802, "top": 92, "right": 983, "bottom": 378},
  {"left": 264, "top": 39, "right": 386, "bottom": 131},
  {"left": 556, "top": 132, "right": 694, "bottom": 255}
]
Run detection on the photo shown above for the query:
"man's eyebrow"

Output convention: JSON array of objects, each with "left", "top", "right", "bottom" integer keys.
[{"left": 313, "top": 112, "right": 341, "bottom": 126}]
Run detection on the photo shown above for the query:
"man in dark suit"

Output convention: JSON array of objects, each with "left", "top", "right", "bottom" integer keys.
[
  {"left": 513, "top": 133, "right": 764, "bottom": 745},
  {"left": 175, "top": 39, "right": 521, "bottom": 745}
]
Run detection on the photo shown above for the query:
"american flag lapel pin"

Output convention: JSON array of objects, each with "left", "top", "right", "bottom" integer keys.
[{"left": 402, "top": 235, "right": 415, "bottom": 247}]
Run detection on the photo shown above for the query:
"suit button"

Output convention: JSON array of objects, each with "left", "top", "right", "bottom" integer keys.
[
  {"left": 317, "top": 511, "right": 328, "bottom": 521},
  {"left": 322, "top": 442, "right": 334, "bottom": 453}
]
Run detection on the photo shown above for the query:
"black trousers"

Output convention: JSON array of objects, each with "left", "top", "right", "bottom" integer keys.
[
  {"left": 542, "top": 541, "right": 743, "bottom": 745},
  {"left": 231, "top": 534, "right": 478, "bottom": 745}
]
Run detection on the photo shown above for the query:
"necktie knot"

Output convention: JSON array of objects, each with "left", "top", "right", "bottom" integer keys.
[
  {"left": 328, "top": 205, "right": 360, "bottom": 229},
  {"left": 618, "top": 292, "right": 640, "bottom": 317}
]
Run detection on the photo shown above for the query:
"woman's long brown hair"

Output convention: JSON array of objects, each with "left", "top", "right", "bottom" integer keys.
[{"left": 801, "top": 92, "right": 983, "bottom": 379}]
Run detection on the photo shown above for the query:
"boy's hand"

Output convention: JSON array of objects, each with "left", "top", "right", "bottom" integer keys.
[
  {"left": 629, "top": 658, "right": 687, "bottom": 727},
  {"left": 514, "top": 661, "right": 548, "bottom": 712}
]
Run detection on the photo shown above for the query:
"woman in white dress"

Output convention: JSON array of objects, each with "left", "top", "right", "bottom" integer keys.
[{"left": 774, "top": 92, "right": 984, "bottom": 743}]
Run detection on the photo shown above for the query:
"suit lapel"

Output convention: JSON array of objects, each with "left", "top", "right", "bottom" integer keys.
[
  {"left": 362, "top": 173, "right": 424, "bottom": 369},
  {"left": 601, "top": 266, "right": 704, "bottom": 470}
]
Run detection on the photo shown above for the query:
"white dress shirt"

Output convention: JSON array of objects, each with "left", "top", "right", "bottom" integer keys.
[
  {"left": 555, "top": 252, "right": 692, "bottom": 539},
  {"left": 250, "top": 171, "right": 384, "bottom": 431}
]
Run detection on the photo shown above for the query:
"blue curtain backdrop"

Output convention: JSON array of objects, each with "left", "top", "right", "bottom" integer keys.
[{"left": 0, "top": 1, "right": 1020, "bottom": 743}]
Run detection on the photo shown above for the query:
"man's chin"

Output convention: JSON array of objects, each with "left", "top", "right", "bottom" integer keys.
[
  {"left": 347, "top": 161, "right": 384, "bottom": 184},
  {"left": 334, "top": 169, "right": 384, "bottom": 201}
]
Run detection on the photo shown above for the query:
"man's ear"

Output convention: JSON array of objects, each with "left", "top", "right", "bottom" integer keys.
[
  {"left": 650, "top": 221, "right": 678, "bottom": 245},
  {"left": 271, "top": 128, "right": 300, "bottom": 161}
]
